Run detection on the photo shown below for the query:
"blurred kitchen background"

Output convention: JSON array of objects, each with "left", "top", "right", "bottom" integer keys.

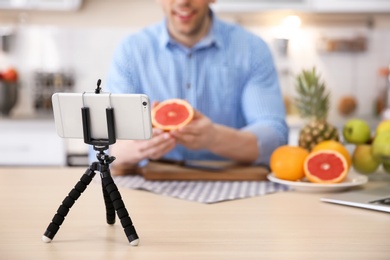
[{"left": 0, "top": 0, "right": 390, "bottom": 166}]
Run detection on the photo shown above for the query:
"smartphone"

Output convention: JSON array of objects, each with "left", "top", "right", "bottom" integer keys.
[{"left": 52, "top": 92, "right": 152, "bottom": 140}]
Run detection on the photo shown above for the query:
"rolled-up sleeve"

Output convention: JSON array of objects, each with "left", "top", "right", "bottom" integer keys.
[{"left": 241, "top": 41, "right": 289, "bottom": 165}]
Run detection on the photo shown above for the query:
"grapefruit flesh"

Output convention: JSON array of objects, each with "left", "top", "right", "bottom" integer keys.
[
  {"left": 152, "top": 99, "right": 194, "bottom": 130},
  {"left": 304, "top": 150, "right": 348, "bottom": 184},
  {"left": 311, "top": 140, "right": 352, "bottom": 169}
]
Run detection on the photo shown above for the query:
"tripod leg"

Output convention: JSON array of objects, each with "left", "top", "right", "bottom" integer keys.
[
  {"left": 102, "top": 181, "right": 116, "bottom": 224},
  {"left": 42, "top": 168, "right": 96, "bottom": 243},
  {"left": 101, "top": 175, "right": 139, "bottom": 246}
]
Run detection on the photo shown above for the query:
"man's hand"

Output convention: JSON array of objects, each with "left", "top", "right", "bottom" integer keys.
[
  {"left": 110, "top": 128, "right": 176, "bottom": 165},
  {"left": 171, "top": 109, "right": 258, "bottom": 163},
  {"left": 170, "top": 110, "right": 217, "bottom": 150}
]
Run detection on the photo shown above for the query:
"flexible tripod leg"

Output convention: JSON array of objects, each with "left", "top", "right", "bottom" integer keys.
[
  {"left": 42, "top": 167, "right": 96, "bottom": 243},
  {"left": 101, "top": 174, "right": 139, "bottom": 246},
  {"left": 102, "top": 181, "right": 116, "bottom": 225}
]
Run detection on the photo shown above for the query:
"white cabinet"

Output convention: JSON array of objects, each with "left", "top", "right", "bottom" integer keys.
[
  {"left": 0, "top": 119, "right": 66, "bottom": 166},
  {"left": 311, "top": 0, "right": 390, "bottom": 13},
  {"left": 212, "top": 0, "right": 390, "bottom": 13},
  {"left": 212, "top": 0, "right": 311, "bottom": 13},
  {"left": 288, "top": 127, "right": 300, "bottom": 146},
  {"left": 0, "top": 0, "right": 82, "bottom": 11}
]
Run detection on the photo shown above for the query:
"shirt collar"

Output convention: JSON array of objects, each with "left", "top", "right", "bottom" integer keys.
[{"left": 159, "top": 10, "right": 223, "bottom": 51}]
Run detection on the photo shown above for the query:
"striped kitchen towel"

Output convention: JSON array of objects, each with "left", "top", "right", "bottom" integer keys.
[{"left": 109, "top": 175, "right": 291, "bottom": 204}]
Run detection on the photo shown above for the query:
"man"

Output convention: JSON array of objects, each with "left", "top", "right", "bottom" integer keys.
[{"left": 105, "top": 0, "right": 288, "bottom": 171}]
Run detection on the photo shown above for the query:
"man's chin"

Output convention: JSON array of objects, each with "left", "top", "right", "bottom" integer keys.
[{"left": 173, "top": 26, "right": 196, "bottom": 36}]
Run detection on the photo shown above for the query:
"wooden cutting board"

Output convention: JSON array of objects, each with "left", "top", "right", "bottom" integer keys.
[{"left": 112, "top": 161, "right": 269, "bottom": 181}]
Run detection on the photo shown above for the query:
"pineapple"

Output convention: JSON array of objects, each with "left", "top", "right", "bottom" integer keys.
[{"left": 294, "top": 67, "right": 339, "bottom": 151}]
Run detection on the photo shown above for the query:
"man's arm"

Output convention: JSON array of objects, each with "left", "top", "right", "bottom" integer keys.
[
  {"left": 207, "top": 124, "right": 259, "bottom": 163},
  {"left": 171, "top": 110, "right": 258, "bottom": 163}
]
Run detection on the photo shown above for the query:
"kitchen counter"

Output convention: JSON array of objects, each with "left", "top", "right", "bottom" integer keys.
[
  {"left": 286, "top": 115, "right": 382, "bottom": 129},
  {"left": 0, "top": 118, "right": 66, "bottom": 166},
  {"left": 0, "top": 167, "right": 389, "bottom": 259}
]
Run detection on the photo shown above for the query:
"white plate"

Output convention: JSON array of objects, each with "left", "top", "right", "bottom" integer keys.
[{"left": 267, "top": 171, "right": 368, "bottom": 192}]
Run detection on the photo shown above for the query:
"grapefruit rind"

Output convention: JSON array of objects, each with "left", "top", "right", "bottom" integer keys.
[
  {"left": 304, "top": 149, "right": 349, "bottom": 184},
  {"left": 152, "top": 99, "right": 194, "bottom": 130}
]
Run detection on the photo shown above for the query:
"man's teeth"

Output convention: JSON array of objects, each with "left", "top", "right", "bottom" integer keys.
[{"left": 177, "top": 11, "right": 191, "bottom": 17}]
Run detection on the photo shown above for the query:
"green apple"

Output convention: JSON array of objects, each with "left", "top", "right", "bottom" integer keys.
[
  {"left": 352, "top": 145, "right": 381, "bottom": 174},
  {"left": 382, "top": 162, "right": 390, "bottom": 174},
  {"left": 376, "top": 120, "right": 390, "bottom": 135},
  {"left": 372, "top": 131, "right": 390, "bottom": 163},
  {"left": 342, "top": 119, "right": 371, "bottom": 144}
]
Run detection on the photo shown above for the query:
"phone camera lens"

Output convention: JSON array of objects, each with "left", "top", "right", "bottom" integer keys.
[{"left": 142, "top": 101, "right": 147, "bottom": 106}]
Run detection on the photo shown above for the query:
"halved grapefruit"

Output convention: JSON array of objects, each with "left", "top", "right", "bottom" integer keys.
[
  {"left": 304, "top": 150, "right": 349, "bottom": 184},
  {"left": 152, "top": 99, "right": 194, "bottom": 131},
  {"left": 311, "top": 140, "right": 352, "bottom": 169}
]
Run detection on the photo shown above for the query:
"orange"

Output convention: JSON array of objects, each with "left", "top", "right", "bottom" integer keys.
[
  {"left": 311, "top": 140, "right": 351, "bottom": 169},
  {"left": 270, "top": 145, "right": 309, "bottom": 181},
  {"left": 152, "top": 99, "right": 194, "bottom": 131},
  {"left": 304, "top": 150, "right": 348, "bottom": 184}
]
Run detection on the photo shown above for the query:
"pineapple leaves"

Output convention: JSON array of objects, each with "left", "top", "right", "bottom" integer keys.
[{"left": 294, "top": 67, "right": 330, "bottom": 121}]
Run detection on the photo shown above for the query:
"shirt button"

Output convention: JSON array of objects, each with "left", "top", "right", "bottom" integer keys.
[{"left": 186, "top": 83, "right": 191, "bottom": 89}]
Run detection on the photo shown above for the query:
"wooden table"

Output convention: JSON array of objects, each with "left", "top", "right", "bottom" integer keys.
[{"left": 0, "top": 167, "right": 389, "bottom": 259}]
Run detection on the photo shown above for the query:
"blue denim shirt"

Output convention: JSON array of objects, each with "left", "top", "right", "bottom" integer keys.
[{"left": 101, "top": 13, "right": 288, "bottom": 166}]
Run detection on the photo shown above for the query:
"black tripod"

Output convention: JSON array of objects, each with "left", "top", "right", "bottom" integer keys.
[{"left": 42, "top": 82, "right": 139, "bottom": 245}]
